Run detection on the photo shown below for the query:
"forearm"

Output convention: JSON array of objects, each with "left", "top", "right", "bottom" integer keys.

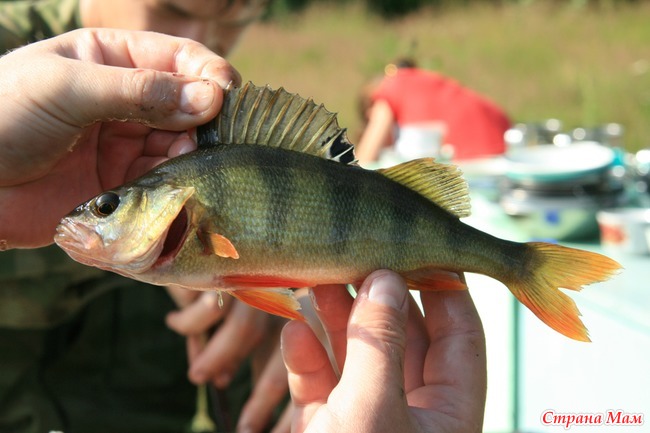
[{"left": 356, "top": 99, "right": 395, "bottom": 164}]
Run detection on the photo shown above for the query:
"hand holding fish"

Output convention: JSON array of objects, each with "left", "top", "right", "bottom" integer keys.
[
  {"left": 282, "top": 270, "right": 487, "bottom": 433},
  {"left": 166, "top": 287, "right": 292, "bottom": 432},
  {"left": 0, "top": 28, "right": 240, "bottom": 249}
]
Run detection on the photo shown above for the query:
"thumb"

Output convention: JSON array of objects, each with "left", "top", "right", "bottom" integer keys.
[
  {"left": 331, "top": 270, "right": 411, "bottom": 428},
  {"left": 73, "top": 63, "right": 223, "bottom": 131}
]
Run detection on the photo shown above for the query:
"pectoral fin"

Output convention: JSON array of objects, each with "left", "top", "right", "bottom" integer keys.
[
  {"left": 229, "top": 288, "right": 304, "bottom": 321},
  {"left": 197, "top": 225, "right": 239, "bottom": 259}
]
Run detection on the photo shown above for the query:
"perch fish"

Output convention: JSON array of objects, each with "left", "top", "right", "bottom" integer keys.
[{"left": 54, "top": 82, "right": 621, "bottom": 342}]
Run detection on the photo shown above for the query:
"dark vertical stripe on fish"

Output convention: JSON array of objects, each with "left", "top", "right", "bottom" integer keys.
[
  {"left": 190, "top": 153, "right": 231, "bottom": 240},
  {"left": 323, "top": 164, "right": 359, "bottom": 257},
  {"left": 387, "top": 178, "right": 416, "bottom": 262},
  {"left": 253, "top": 151, "right": 294, "bottom": 250}
]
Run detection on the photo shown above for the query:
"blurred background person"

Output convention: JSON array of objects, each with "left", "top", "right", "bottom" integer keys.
[
  {"left": 0, "top": 2, "right": 295, "bottom": 433},
  {"left": 356, "top": 57, "right": 511, "bottom": 164},
  {"left": 0, "top": 0, "right": 265, "bottom": 56}
]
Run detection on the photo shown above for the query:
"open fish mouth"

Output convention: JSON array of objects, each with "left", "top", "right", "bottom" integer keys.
[{"left": 154, "top": 207, "right": 189, "bottom": 267}]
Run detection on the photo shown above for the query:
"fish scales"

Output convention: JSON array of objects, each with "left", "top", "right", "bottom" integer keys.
[
  {"left": 55, "top": 82, "right": 621, "bottom": 342},
  {"left": 163, "top": 145, "right": 444, "bottom": 276},
  {"left": 168, "top": 144, "right": 513, "bottom": 281}
]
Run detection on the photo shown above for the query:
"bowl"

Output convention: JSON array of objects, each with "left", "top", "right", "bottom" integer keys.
[
  {"left": 597, "top": 208, "right": 650, "bottom": 255},
  {"left": 505, "top": 142, "right": 615, "bottom": 183}
]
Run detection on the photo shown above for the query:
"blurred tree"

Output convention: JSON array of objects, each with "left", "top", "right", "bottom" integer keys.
[
  {"left": 365, "top": 0, "right": 424, "bottom": 17},
  {"left": 266, "top": 0, "right": 642, "bottom": 19},
  {"left": 267, "top": 0, "right": 426, "bottom": 18}
]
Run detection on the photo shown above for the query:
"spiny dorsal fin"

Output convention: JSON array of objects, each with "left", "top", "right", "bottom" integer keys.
[
  {"left": 197, "top": 82, "right": 357, "bottom": 165},
  {"left": 378, "top": 158, "right": 471, "bottom": 218}
]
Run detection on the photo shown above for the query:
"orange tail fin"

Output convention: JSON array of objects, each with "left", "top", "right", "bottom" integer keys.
[{"left": 505, "top": 242, "right": 621, "bottom": 342}]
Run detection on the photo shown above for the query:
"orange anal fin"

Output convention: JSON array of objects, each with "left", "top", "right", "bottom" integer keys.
[
  {"left": 223, "top": 275, "right": 312, "bottom": 289},
  {"left": 197, "top": 231, "right": 239, "bottom": 259},
  {"left": 229, "top": 288, "right": 304, "bottom": 321},
  {"left": 403, "top": 268, "right": 468, "bottom": 291}
]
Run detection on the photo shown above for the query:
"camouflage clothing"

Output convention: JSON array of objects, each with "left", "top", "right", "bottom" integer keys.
[
  {"left": 0, "top": 2, "right": 252, "bottom": 431},
  {"left": 0, "top": 0, "right": 80, "bottom": 50}
]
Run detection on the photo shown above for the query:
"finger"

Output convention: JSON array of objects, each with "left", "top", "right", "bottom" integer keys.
[
  {"left": 76, "top": 62, "right": 223, "bottom": 130},
  {"left": 166, "top": 291, "right": 232, "bottom": 336},
  {"left": 328, "top": 270, "right": 413, "bottom": 430},
  {"left": 123, "top": 155, "right": 171, "bottom": 184},
  {"left": 96, "top": 126, "right": 198, "bottom": 187},
  {"left": 30, "top": 30, "right": 231, "bottom": 131},
  {"left": 95, "top": 125, "right": 174, "bottom": 188},
  {"left": 60, "top": 28, "right": 240, "bottom": 87},
  {"left": 282, "top": 320, "right": 337, "bottom": 433},
  {"left": 403, "top": 294, "right": 428, "bottom": 393},
  {"left": 166, "top": 285, "right": 201, "bottom": 308},
  {"left": 310, "top": 284, "right": 354, "bottom": 371},
  {"left": 238, "top": 343, "right": 289, "bottom": 433},
  {"left": 166, "top": 133, "right": 197, "bottom": 157},
  {"left": 186, "top": 333, "right": 205, "bottom": 365},
  {"left": 418, "top": 290, "right": 487, "bottom": 422},
  {"left": 140, "top": 130, "right": 196, "bottom": 159},
  {"left": 270, "top": 402, "right": 293, "bottom": 433},
  {"left": 188, "top": 301, "right": 268, "bottom": 386}
]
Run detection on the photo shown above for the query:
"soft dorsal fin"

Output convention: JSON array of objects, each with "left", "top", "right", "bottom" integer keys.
[
  {"left": 378, "top": 158, "right": 471, "bottom": 218},
  {"left": 197, "top": 82, "right": 357, "bottom": 165}
]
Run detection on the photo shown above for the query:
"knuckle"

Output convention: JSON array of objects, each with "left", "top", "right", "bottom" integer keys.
[
  {"left": 351, "top": 311, "right": 407, "bottom": 352},
  {"left": 262, "top": 375, "right": 288, "bottom": 398},
  {"left": 123, "top": 70, "right": 177, "bottom": 117}
]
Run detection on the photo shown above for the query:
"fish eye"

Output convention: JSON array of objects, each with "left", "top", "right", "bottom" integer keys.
[{"left": 93, "top": 192, "right": 120, "bottom": 217}]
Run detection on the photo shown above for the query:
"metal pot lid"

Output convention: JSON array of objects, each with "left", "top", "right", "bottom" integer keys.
[{"left": 505, "top": 142, "right": 615, "bottom": 183}]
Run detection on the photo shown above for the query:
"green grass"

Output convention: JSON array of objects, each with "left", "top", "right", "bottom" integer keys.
[{"left": 230, "top": 1, "right": 650, "bottom": 152}]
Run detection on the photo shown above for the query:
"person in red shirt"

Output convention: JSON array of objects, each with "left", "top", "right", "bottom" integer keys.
[{"left": 356, "top": 58, "right": 511, "bottom": 163}]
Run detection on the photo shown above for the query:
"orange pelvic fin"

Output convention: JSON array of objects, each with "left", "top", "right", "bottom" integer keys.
[
  {"left": 403, "top": 267, "right": 469, "bottom": 291},
  {"left": 506, "top": 242, "right": 622, "bottom": 342},
  {"left": 197, "top": 227, "right": 239, "bottom": 259},
  {"left": 229, "top": 288, "right": 304, "bottom": 321}
]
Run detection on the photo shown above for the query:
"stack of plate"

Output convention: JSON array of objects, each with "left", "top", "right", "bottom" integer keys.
[{"left": 499, "top": 142, "right": 624, "bottom": 241}]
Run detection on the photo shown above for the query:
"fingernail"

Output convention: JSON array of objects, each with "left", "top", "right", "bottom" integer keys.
[
  {"left": 180, "top": 80, "right": 215, "bottom": 114},
  {"left": 169, "top": 136, "right": 196, "bottom": 156},
  {"left": 367, "top": 272, "right": 407, "bottom": 311}
]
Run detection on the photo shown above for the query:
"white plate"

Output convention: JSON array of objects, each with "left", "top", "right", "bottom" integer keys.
[{"left": 505, "top": 142, "right": 614, "bottom": 182}]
